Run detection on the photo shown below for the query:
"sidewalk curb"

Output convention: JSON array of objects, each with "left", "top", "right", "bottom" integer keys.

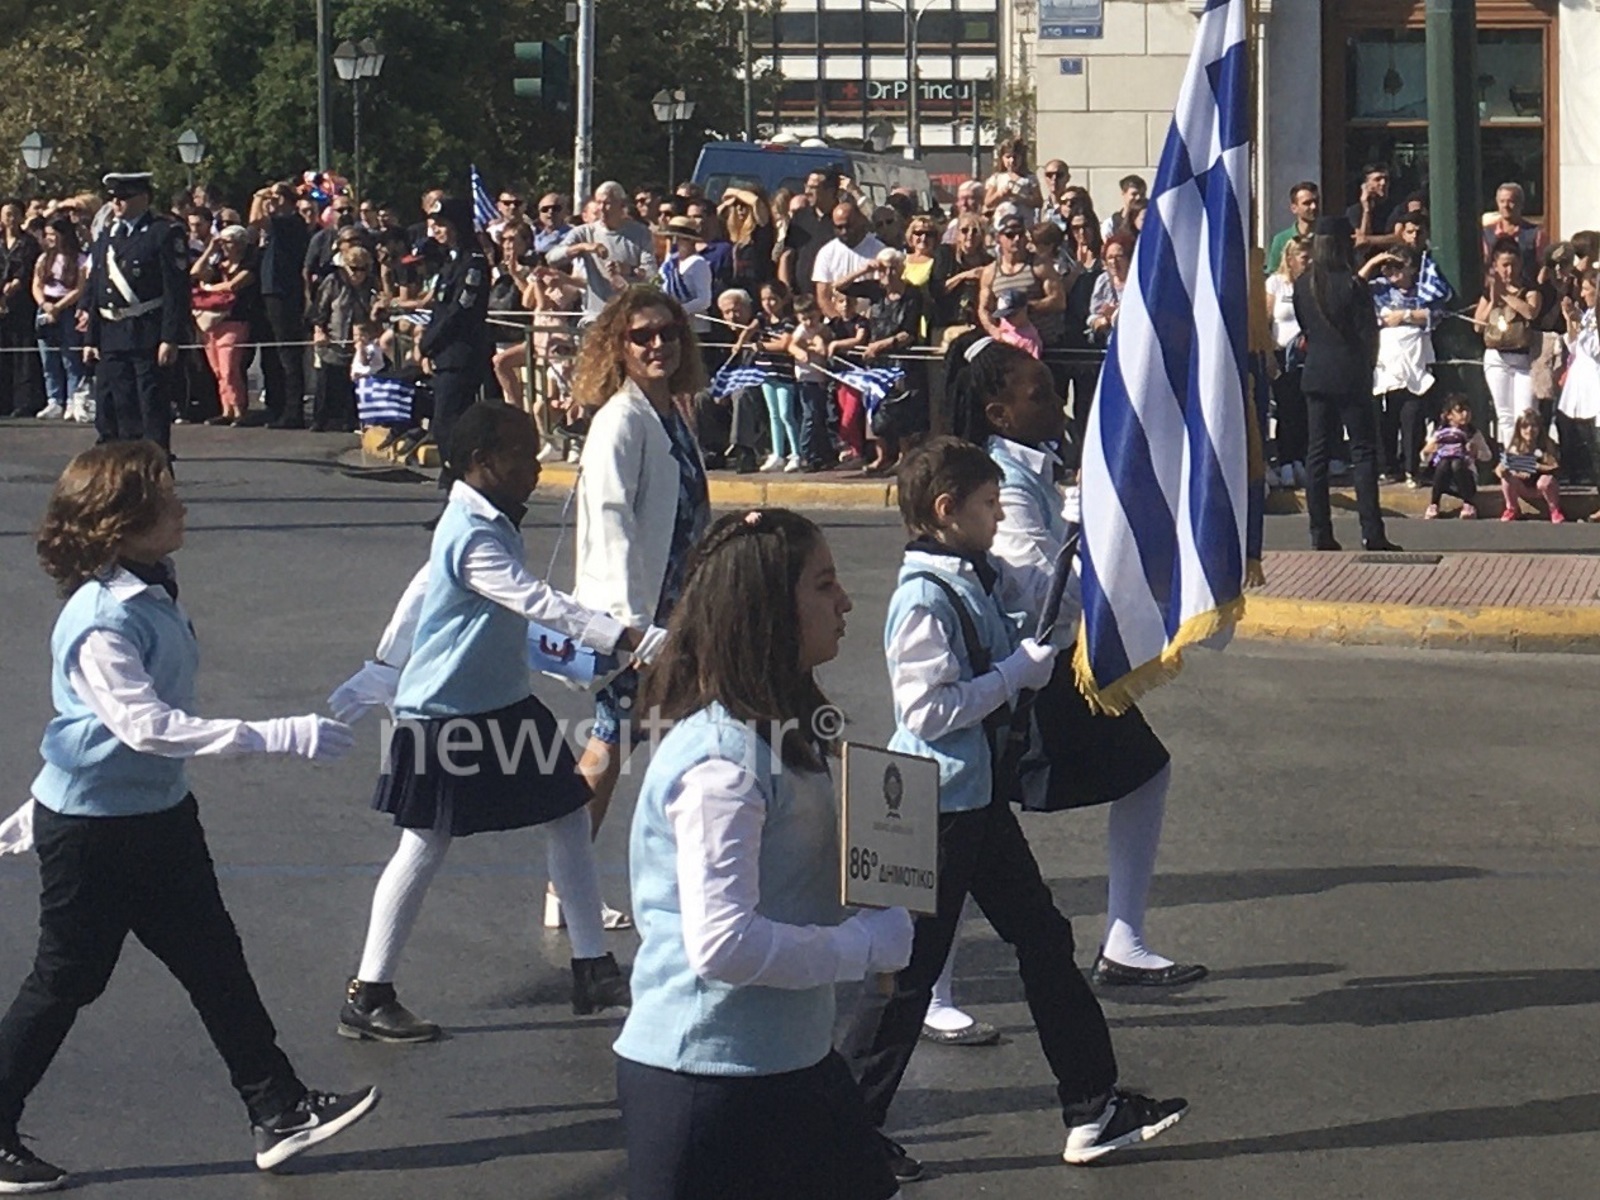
[
  {"left": 1265, "top": 485, "right": 1599, "bottom": 520},
  {"left": 1239, "top": 595, "right": 1600, "bottom": 654}
]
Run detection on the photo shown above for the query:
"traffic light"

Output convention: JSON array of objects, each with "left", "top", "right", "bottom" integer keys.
[{"left": 514, "top": 37, "right": 571, "bottom": 112}]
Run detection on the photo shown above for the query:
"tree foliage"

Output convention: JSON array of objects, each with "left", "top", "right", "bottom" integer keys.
[{"left": 0, "top": 0, "right": 778, "bottom": 208}]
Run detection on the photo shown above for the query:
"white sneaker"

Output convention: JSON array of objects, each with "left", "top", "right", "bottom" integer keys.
[
  {"left": 536, "top": 442, "right": 562, "bottom": 463},
  {"left": 543, "top": 891, "right": 635, "bottom": 931},
  {"left": 78, "top": 394, "right": 96, "bottom": 423},
  {"left": 759, "top": 453, "right": 783, "bottom": 472},
  {"left": 783, "top": 455, "right": 802, "bottom": 473},
  {"left": 1062, "top": 1091, "right": 1188, "bottom": 1166},
  {"left": 565, "top": 443, "right": 581, "bottom": 463},
  {"left": 37, "top": 403, "right": 65, "bottom": 420}
]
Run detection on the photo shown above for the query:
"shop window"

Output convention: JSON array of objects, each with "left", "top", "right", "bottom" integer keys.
[{"left": 1339, "top": 25, "right": 1548, "bottom": 219}]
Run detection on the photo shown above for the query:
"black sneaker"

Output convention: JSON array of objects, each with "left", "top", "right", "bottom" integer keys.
[
  {"left": 338, "top": 978, "right": 441, "bottom": 1043},
  {"left": 571, "top": 953, "right": 630, "bottom": 1015},
  {"left": 876, "top": 1132, "right": 924, "bottom": 1183},
  {"left": 252, "top": 1086, "right": 380, "bottom": 1171},
  {"left": 1062, "top": 1090, "right": 1187, "bottom": 1165},
  {"left": 0, "top": 1135, "right": 66, "bottom": 1194}
]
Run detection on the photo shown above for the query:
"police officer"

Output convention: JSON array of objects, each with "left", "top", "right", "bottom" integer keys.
[
  {"left": 417, "top": 195, "right": 491, "bottom": 489},
  {"left": 81, "top": 172, "right": 188, "bottom": 455}
]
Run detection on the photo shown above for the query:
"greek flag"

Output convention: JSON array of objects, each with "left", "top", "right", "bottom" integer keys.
[
  {"left": 1074, "top": 0, "right": 1251, "bottom": 715},
  {"left": 355, "top": 376, "right": 415, "bottom": 427},
  {"left": 838, "top": 365, "right": 905, "bottom": 414},
  {"left": 471, "top": 164, "right": 497, "bottom": 232},
  {"left": 710, "top": 362, "right": 769, "bottom": 399}
]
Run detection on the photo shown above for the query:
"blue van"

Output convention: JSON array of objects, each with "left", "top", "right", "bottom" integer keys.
[{"left": 691, "top": 140, "right": 935, "bottom": 213}]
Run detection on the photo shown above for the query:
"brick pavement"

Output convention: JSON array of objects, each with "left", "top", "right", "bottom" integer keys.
[{"left": 1257, "top": 552, "right": 1600, "bottom": 610}]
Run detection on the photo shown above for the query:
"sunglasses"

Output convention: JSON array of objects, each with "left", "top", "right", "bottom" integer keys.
[
  {"left": 499, "top": 197, "right": 522, "bottom": 206},
  {"left": 998, "top": 228, "right": 1024, "bottom": 239},
  {"left": 538, "top": 204, "right": 560, "bottom": 213},
  {"left": 626, "top": 324, "right": 680, "bottom": 347},
  {"left": 909, "top": 229, "right": 934, "bottom": 238}
]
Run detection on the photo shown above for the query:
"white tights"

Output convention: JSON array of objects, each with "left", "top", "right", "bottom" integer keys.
[{"left": 356, "top": 805, "right": 605, "bottom": 983}]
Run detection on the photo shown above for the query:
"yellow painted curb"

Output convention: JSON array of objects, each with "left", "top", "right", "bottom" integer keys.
[
  {"left": 535, "top": 464, "right": 898, "bottom": 510},
  {"left": 1240, "top": 595, "right": 1600, "bottom": 653}
]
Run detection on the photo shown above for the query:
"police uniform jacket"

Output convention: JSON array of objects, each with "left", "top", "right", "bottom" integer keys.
[
  {"left": 81, "top": 212, "right": 190, "bottom": 354},
  {"left": 418, "top": 246, "right": 491, "bottom": 372}
]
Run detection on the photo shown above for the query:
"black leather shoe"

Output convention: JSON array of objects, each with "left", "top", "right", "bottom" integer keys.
[
  {"left": 1361, "top": 537, "right": 1404, "bottom": 552},
  {"left": 1091, "top": 955, "right": 1209, "bottom": 988},
  {"left": 920, "top": 1020, "right": 1000, "bottom": 1046},
  {"left": 572, "top": 953, "right": 631, "bottom": 1015},
  {"left": 1311, "top": 536, "right": 1342, "bottom": 552},
  {"left": 338, "top": 978, "right": 441, "bottom": 1043}
]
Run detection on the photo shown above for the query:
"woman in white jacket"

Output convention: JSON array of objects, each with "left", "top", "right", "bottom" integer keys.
[
  {"left": 556, "top": 287, "right": 712, "bottom": 927},
  {"left": 1558, "top": 269, "right": 1600, "bottom": 518}
]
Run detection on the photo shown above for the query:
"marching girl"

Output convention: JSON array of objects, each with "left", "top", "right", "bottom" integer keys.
[
  {"left": 0, "top": 443, "right": 375, "bottom": 1194},
  {"left": 945, "top": 332, "right": 1205, "bottom": 988},
  {"left": 327, "top": 402, "right": 664, "bottom": 1043},
  {"left": 615, "top": 509, "right": 911, "bottom": 1200}
]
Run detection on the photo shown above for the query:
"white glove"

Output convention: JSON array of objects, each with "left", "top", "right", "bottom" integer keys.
[
  {"left": 856, "top": 907, "right": 915, "bottom": 974},
  {"left": 631, "top": 624, "right": 669, "bottom": 666},
  {"left": 255, "top": 715, "right": 356, "bottom": 762},
  {"left": 326, "top": 660, "right": 401, "bottom": 722},
  {"left": 0, "top": 800, "right": 35, "bottom": 857},
  {"left": 995, "top": 637, "right": 1058, "bottom": 697}
]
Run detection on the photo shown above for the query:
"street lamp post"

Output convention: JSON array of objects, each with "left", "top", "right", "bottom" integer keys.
[
  {"left": 176, "top": 128, "right": 206, "bottom": 191},
  {"left": 334, "top": 37, "right": 386, "bottom": 201},
  {"left": 871, "top": 0, "right": 942, "bottom": 160},
  {"left": 651, "top": 88, "right": 697, "bottom": 189},
  {"left": 19, "top": 131, "right": 53, "bottom": 197}
]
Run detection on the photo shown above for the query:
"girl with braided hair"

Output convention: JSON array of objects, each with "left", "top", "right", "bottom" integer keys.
[{"left": 941, "top": 331, "right": 1205, "bottom": 991}]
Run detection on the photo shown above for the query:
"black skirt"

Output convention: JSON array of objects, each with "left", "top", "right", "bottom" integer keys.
[
  {"left": 1019, "top": 653, "right": 1171, "bottom": 812},
  {"left": 371, "top": 694, "right": 590, "bottom": 837},
  {"left": 616, "top": 1051, "right": 898, "bottom": 1200}
]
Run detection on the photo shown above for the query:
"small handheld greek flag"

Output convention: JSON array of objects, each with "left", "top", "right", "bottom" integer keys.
[
  {"left": 355, "top": 376, "right": 414, "bottom": 427},
  {"left": 838, "top": 366, "right": 906, "bottom": 414},
  {"left": 471, "top": 165, "right": 497, "bottom": 233},
  {"left": 710, "top": 362, "right": 769, "bottom": 399},
  {"left": 527, "top": 623, "right": 618, "bottom": 687},
  {"left": 1075, "top": 0, "right": 1252, "bottom": 715}
]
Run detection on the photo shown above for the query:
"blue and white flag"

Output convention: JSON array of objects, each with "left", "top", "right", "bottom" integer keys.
[
  {"left": 710, "top": 361, "right": 769, "bottom": 399},
  {"left": 471, "top": 164, "right": 497, "bottom": 233},
  {"left": 838, "top": 365, "right": 905, "bottom": 414},
  {"left": 1074, "top": 0, "right": 1251, "bottom": 715},
  {"left": 355, "top": 376, "right": 415, "bottom": 427}
]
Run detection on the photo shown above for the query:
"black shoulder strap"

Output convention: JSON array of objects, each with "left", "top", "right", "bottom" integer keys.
[{"left": 904, "top": 571, "right": 992, "bottom": 676}]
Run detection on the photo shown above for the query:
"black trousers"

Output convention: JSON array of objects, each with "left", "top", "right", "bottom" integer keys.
[
  {"left": 1430, "top": 458, "right": 1477, "bottom": 505},
  {"left": 314, "top": 364, "right": 356, "bottom": 430},
  {"left": 430, "top": 365, "right": 483, "bottom": 489},
  {"left": 179, "top": 345, "right": 221, "bottom": 424},
  {"left": 1379, "top": 388, "right": 1430, "bottom": 481},
  {"left": 841, "top": 800, "right": 1118, "bottom": 1129},
  {"left": 0, "top": 797, "right": 304, "bottom": 1132},
  {"left": 0, "top": 318, "right": 45, "bottom": 416},
  {"left": 1271, "top": 359, "right": 1308, "bottom": 466},
  {"left": 617, "top": 1052, "right": 897, "bottom": 1200},
  {"left": 1304, "top": 388, "right": 1386, "bottom": 545},
  {"left": 94, "top": 350, "right": 174, "bottom": 453},
  {"left": 260, "top": 295, "right": 306, "bottom": 423}
]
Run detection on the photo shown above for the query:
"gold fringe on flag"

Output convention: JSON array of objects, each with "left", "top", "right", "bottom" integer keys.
[{"left": 1072, "top": 594, "right": 1247, "bottom": 717}]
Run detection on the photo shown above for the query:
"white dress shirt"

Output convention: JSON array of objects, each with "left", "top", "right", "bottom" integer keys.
[
  {"left": 376, "top": 482, "right": 626, "bottom": 667},
  {"left": 666, "top": 759, "right": 872, "bottom": 989}
]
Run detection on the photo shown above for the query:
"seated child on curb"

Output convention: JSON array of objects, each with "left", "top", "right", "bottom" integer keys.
[
  {"left": 1422, "top": 396, "right": 1493, "bottom": 519},
  {"left": 1497, "top": 408, "right": 1565, "bottom": 522},
  {"left": 840, "top": 435, "right": 1187, "bottom": 1181}
]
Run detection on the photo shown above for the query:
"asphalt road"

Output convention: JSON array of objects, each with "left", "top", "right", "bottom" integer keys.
[{"left": 1, "top": 422, "right": 1598, "bottom": 1199}]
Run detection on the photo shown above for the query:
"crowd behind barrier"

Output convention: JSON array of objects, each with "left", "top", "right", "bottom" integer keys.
[{"left": 3, "top": 153, "right": 1597, "bottom": 519}]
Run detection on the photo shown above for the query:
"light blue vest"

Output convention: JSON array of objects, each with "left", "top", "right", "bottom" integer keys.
[
  {"left": 614, "top": 705, "right": 844, "bottom": 1076},
  {"left": 33, "top": 579, "right": 198, "bottom": 818},
  {"left": 885, "top": 551, "right": 1020, "bottom": 813},
  {"left": 393, "top": 493, "right": 531, "bottom": 718}
]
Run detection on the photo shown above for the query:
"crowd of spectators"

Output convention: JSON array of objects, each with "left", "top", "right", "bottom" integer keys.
[
  {"left": 1262, "top": 164, "right": 1600, "bottom": 530},
  {"left": 5, "top": 148, "right": 1599, "bottom": 529}
]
